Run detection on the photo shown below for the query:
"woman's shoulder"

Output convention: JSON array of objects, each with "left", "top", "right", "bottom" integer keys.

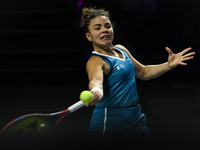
[
  {"left": 86, "top": 54, "right": 104, "bottom": 67},
  {"left": 114, "top": 44, "right": 130, "bottom": 54},
  {"left": 87, "top": 54, "right": 103, "bottom": 62}
]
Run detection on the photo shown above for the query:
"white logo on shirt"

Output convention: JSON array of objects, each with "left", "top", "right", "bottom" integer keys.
[{"left": 116, "top": 64, "right": 125, "bottom": 70}]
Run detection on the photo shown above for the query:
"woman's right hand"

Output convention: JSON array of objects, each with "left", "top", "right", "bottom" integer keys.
[{"left": 85, "top": 91, "right": 102, "bottom": 107}]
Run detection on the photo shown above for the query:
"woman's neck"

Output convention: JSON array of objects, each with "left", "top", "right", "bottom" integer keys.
[
  {"left": 94, "top": 44, "right": 120, "bottom": 58},
  {"left": 93, "top": 43, "right": 114, "bottom": 55}
]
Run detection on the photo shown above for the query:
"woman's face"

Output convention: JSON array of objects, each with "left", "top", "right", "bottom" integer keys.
[{"left": 86, "top": 16, "right": 114, "bottom": 49}]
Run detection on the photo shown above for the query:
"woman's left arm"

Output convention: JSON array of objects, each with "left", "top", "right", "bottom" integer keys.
[{"left": 115, "top": 45, "right": 195, "bottom": 80}]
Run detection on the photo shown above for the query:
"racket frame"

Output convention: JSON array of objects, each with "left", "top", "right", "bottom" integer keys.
[{"left": 0, "top": 100, "right": 86, "bottom": 135}]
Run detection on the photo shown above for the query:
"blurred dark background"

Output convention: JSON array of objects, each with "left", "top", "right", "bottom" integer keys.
[{"left": 0, "top": 0, "right": 199, "bottom": 149}]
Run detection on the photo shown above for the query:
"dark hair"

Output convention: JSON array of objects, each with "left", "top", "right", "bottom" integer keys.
[{"left": 80, "top": 7, "right": 114, "bottom": 33}]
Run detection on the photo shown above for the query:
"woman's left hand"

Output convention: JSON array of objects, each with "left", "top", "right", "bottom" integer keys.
[{"left": 166, "top": 47, "right": 195, "bottom": 68}]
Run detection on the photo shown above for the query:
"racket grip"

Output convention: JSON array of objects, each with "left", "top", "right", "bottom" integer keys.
[{"left": 68, "top": 101, "right": 85, "bottom": 113}]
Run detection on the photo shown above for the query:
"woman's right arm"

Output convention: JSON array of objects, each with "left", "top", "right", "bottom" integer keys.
[{"left": 86, "top": 56, "right": 104, "bottom": 106}]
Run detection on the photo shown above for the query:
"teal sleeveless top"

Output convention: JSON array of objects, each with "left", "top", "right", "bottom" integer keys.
[{"left": 90, "top": 47, "right": 139, "bottom": 108}]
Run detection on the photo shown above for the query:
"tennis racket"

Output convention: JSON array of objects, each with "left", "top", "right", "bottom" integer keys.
[{"left": 0, "top": 97, "right": 89, "bottom": 137}]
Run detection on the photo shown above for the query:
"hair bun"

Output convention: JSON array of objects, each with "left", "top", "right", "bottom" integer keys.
[{"left": 80, "top": 7, "right": 112, "bottom": 32}]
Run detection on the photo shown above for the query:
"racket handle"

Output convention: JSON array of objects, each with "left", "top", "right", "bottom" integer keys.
[{"left": 68, "top": 100, "right": 85, "bottom": 113}]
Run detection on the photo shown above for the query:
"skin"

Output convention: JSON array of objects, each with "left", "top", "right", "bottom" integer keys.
[{"left": 85, "top": 16, "right": 195, "bottom": 107}]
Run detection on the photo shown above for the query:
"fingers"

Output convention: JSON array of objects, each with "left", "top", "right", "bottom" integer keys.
[
  {"left": 86, "top": 92, "right": 102, "bottom": 107},
  {"left": 179, "top": 49, "right": 195, "bottom": 66},
  {"left": 183, "top": 53, "right": 195, "bottom": 60},
  {"left": 180, "top": 47, "right": 192, "bottom": 55},
  {"left": 166, "top": 46, "right": 195, "bottom": 61},
  {"left": 85, "top": 103, "right": 90, "bottom": 107},
  {"left": 183, "top": 51, "right": 195, "bottom": 57},
  {"left": 182, "top": 48, "right": 195, "bottom": 62},
  {"left": 180, "top": 61, "right": 187, "bottom": 66},
  {"left": 166, "top": 47, "right": 194, "bottom": 56},
  {"left": 165, "top": 47, "right": 173, "bottom": 55},
  {"left": 182, "top": 55, "right": 194, "bottom": 62}
]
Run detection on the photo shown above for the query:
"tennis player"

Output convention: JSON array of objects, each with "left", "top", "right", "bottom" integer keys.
[{"left": 80, "top": 7, "right": 195, "bottom": 137}]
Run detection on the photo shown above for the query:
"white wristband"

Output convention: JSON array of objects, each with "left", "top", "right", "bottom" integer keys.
[{"left": 91, "top": 87, "right": 103, "bottom": 97}]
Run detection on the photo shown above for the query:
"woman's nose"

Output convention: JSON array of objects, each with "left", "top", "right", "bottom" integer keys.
[{"left": 102, "top": 28, "right": 108, "bottom": 33}]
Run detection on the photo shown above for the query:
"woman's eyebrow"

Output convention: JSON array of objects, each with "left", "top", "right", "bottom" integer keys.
[
  {"left": 93, "top": 24, "right": 101, "bottom": 27},
  {"left": 93, "top": 22, "right": 110, "bottom": 27}
]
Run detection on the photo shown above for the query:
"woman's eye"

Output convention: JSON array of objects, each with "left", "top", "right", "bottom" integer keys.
[
  {"left": 106, "top": 25, "right": 111, "bottom": 29},
  {"left": 105, "top": 22, "right": 111, "bottom": 28}
]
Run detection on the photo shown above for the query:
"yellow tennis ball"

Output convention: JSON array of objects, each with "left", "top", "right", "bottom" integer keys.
[{"left": 80, "top": 90, "right": 92, "bottom": 103}]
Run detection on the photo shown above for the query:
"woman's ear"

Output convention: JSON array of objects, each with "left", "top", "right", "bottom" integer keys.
[{"left": 85, "top": 33, "right": 92, "bottom": 41}]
